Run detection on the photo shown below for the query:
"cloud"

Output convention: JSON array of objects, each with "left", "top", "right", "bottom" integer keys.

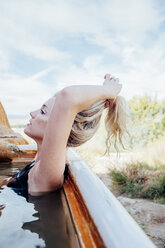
[
  {"left": 0, "top": 72, "right": 56, "bottom": 117},
  {"left": 0, "top": 49, "right": 10, "bottom": 71},
  {"left": 1, "top": 0, "right": 163, "bottom": 45},
  {"left": 0, "top": 0, "right": 165, "bottom": 118},
  {"left": 0, "top": 2, "right": 71, "bottom": 62}
]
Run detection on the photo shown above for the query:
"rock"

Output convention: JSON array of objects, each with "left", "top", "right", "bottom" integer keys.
[
  {"left": 0, "top": 102, "right": 10, "bottom": 128},
  {"left": 118, "top": 196, "right": 165, "bottom": 248},
  {"left": 0, "top": 102, "right": 28, "bottom": 160}
]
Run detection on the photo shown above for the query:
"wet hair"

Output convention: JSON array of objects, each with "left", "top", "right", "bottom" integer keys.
[{"left": 67, "top": 96, "right": 129, "bottom": 155}]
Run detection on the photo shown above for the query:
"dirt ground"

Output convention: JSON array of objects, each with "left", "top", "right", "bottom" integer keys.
[{"left": 90, "top": 156, "right": 165, "bottom": 248}]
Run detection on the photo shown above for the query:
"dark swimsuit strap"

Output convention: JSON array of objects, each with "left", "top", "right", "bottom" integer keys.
[
  {"left": 28, "top": 160, "right": 35, "bottom": 168},
  {"left": 7, "top": 160, "right": 69, "bottom": 191}
]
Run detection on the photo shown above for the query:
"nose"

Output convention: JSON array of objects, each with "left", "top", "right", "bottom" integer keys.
[{"left": 30, "top": 110, "right": 37, "bottom": 118}]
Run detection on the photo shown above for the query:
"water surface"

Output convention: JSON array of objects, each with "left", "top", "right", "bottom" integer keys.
[{"left": 0, "top": 161, "right": 78, "bottom": 248}]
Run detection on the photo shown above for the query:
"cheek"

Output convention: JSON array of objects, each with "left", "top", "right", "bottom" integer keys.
[
  {"left": 36, "top": 118, "right": 47, "bottom": 130},
  {"left": 25, "top": 116, "right": 48, "bottom": 139}
]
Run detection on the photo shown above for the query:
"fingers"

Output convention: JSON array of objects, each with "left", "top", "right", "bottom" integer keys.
[
  {"left": 103, "top": 73, "right": 122, "bottom": 98},
  {"left": 110, "top": 77, "right": 119, "bottom": 83},
  {"left": 104, "top": 74, "right": 119, "bottom": 83}
]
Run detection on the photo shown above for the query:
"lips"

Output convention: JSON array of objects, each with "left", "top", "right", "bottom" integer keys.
[{"left": 28, "top": 120, "right": 32, "bottom": 125}]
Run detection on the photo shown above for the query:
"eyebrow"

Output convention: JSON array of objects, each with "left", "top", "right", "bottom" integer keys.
[{"left": 42, "top": 104, "right": 48, "bottom": 109}]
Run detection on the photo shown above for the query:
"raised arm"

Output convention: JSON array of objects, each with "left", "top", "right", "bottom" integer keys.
[
  {"left": 66, "top": 74, "right": 122, "bottom": 112},
  {"left": 28, "top": 75, "right": 122, "bottom": 193}
]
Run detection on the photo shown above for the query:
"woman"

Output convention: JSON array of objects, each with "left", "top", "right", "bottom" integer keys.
[{"left": 7, "top": 74, "right": 128, "bottom": 195}]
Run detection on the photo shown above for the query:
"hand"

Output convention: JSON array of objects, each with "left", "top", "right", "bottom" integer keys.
[{"left": 103, "top": 73, "right": 122, "bottom": 99}]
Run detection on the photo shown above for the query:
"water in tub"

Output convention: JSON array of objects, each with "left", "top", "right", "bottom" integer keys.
[{"left": 0, "top": 161, "right": 74, "bottom": 248}]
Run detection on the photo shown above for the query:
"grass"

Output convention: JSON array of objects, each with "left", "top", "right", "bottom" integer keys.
[
  {"left": 110, "top": 162, "right": 165, "bottom": 204},
  {"left": 109, "top": 136, "right": 165, "bottom": 204}
]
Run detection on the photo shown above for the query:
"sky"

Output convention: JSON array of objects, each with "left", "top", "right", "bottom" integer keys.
[{"left": 0, "top": 0, "right": 165, "bottom": 118}]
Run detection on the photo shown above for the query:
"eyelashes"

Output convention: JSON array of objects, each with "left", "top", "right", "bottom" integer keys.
[{"left": 40, "top": 109, "right": 45, "bottom": 115}]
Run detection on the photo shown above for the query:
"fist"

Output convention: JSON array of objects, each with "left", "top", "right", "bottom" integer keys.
[{"left": 103, "top": 73, "right": 122, "bottom": 99}]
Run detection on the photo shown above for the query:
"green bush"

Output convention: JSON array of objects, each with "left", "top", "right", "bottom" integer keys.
[
  {"left": 142, "top": 185, "right": 164, "bottom": 199},
  {"left": 110, "top": 171, "right": 127, "bottom": 185},
  {"left": 110, "top": 166, "right": 165, "bottom": 204},
  {"left": 123, "top": 181, "right": 143, "bottom": 198},
  {"left": 127, "top": 96, "right": 165, "bottom": 149}
]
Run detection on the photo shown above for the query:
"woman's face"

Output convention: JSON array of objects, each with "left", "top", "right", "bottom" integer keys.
[{"left": 24, "top": 97, "right": 55, "bottom": 142}]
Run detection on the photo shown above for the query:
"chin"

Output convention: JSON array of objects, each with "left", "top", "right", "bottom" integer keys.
[
  {"left": 24, "top": 127, "right": 43, "bottom": 143},
  {"left": 24, "top": 126, "right": 32, "bottom": 138}
]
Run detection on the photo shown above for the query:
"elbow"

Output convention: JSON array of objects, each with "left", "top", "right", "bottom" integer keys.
[
  {"left": 61, "top": 86, "right": 76, "bottom": 105},
  {"left": 58, "top": 87, "right": 78, "bottom": 109}
]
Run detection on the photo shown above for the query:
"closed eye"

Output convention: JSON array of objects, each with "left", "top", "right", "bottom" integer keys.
[{"left": 40, "top": 109, "right": 45, "bottom": 115}]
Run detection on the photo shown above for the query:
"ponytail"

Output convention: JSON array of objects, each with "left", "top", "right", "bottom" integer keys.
[
  {"left": 67, "top": 96, "right": 129, "bottom": 155},
  {"left": 104, "top": 96, "right": 129, "bottom": 155}
]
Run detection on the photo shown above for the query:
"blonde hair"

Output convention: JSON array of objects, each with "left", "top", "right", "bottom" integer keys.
[{"left": 67, "top": 96, "right": 129, "bottom": 155}]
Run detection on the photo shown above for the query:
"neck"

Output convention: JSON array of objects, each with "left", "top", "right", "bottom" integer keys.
[
  {"left": 33, "top": 140, "right": 42, "bottom": 163},
  {"left": 33, "top": 140, "right": 68, "bottom": 164}
]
